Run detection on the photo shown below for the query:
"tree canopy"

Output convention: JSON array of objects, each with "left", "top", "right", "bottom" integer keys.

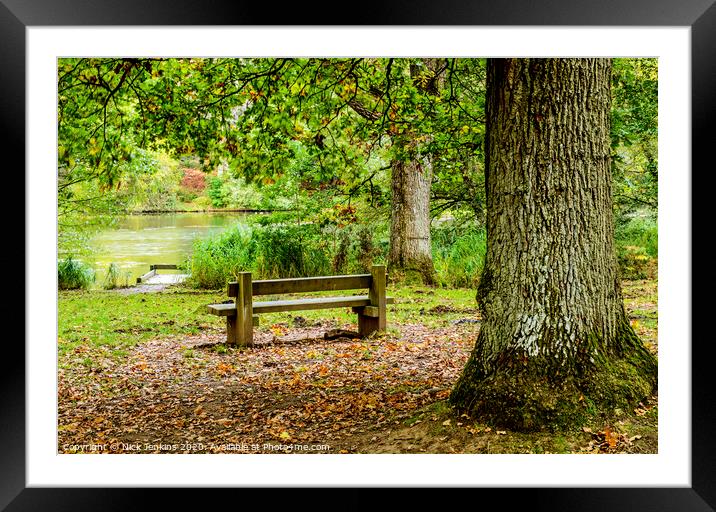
[{"left": 57, "top": 56, "right": 659, "bottom": 434}]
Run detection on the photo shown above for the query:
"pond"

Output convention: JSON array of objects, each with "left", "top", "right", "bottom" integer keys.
[{"left": 87, "top": 212, "right": 254, "bottom": 286}]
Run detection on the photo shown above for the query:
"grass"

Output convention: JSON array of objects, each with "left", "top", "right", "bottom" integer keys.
[
  {"left": 57, "top": 288, "right": 226, "bottom": 363},
  {"left": 432, "top": 224, "right": 487, "bottom": 288},
  {"left": 57, "top": 283, "right": 479, "bottom": 370},
  {"left": 102, "top": 262, "right": 133, "bottom": 290},
  {"left": 58, "top": 257, "right": 95, "bottom": 290},
  {"left": 615, "top": 215, "right": 658, "bottom": 280},
  {"left": 183, "top": 214, "right": 654, "bottom": 292},
  {"left": 58, "top": 274, "right": 655, "bottom": 368},
  {"left": 185, "top": 220, "right": 490, "bottom": 290},
  {"left": 185, "top": 222, "right": 340, "bottom": 289}
]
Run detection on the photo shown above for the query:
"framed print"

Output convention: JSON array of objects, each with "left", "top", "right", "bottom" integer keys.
[{"left": 8, "top": 0, "right": 713, "bottom": 509}]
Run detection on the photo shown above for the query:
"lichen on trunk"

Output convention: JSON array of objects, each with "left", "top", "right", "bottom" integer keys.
[{"left": 450, "top": 58, "right": 657, "bottom": 431}]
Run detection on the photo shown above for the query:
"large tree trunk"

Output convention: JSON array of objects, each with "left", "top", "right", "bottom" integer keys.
[
  {"left": 387, "top": 59, "right": 443, "bottom": 284},
  {"left": 389, "top": 157, "right": 434, "bottom": 283},
  {"left": 450, "top": 58, "right": 657, "bottom": 431}
]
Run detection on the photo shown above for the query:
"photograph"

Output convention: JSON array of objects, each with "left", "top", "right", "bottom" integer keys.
[{"left": 55, "top": 56, "right": 660, "bottom": 456}]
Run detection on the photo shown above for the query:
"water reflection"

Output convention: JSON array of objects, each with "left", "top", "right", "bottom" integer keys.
[{"left": 87, "top": 212, "right": 252, "bottom": 284}]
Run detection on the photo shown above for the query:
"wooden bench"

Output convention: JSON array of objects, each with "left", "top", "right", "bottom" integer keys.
[{"left": 206, "top": 265, "right": 393, "bottom": 347}]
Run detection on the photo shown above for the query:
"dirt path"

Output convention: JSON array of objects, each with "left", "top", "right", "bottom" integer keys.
[{"left": 114, "top": 275, "right": 188, "bottom": 294}]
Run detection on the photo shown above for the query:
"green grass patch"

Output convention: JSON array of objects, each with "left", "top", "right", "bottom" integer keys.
[
  {"left": 58, "top": 287, "right": 225, "bottom": 361},
  {"left": 58, "top": 283, "right": 479, "bottom": 368}
]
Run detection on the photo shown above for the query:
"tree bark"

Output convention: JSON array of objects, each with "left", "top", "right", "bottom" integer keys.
[
  {"left": 450, "top": 58, "right": 657, "bottom": 431},
  {"left": 389, "top": 157, "right": 434, "bottom": 283},
  {"left": 387, "top": 59, "right": 443, "bottom": 284}
]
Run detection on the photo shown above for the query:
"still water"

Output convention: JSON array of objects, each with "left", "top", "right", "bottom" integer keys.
[{"left": 88, "top": 212, "right": 251, "bottom": 285}]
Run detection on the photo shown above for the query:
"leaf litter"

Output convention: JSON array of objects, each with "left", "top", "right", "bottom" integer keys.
[
  {"left": 58, "top": 321, "right": 478, "bottom": 454},
  {"left": 58, "top": 278, "right": 657, "bottom": 454}
]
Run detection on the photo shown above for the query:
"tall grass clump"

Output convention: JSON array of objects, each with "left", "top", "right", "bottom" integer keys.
[
  {"left": 432, "top": 223, "right": 487, "bottom": 288},
  {"left": 329, "top": 223, "right": 387, "bottom": 275},
  {"left": 185, "top": 220, "right": 389, "bottom": 289},
  {"left": 185, "top": 224, "right": 256, "bottom": 289},
  {"left": 58, "top": 257, "right": 95, "bottom": 290},
  {"left": 103, "top": 263, "right": 131, "bottom": 289},
  {"left": 252, "top": 223, "right": 333, "bottom": 278},
  {"left": 615, "top": 214, "right": 658, "bottom": 279}
]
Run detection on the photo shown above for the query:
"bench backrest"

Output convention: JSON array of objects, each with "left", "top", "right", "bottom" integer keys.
[{"left": 227, "top": 271, "right": 381, "bottom": 297}]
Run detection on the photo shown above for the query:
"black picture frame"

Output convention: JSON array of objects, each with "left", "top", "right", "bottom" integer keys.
[{"left": 7, "top": 0, "right": 712, "bottom": 509}]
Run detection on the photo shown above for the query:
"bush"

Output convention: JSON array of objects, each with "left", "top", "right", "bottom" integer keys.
[
  {"left": 58, "top": 257, "right": 95, "bottom": 290},
  {"left": 204, "top": 175, "right": 294, "bottom": 211},
  {"left": 207, "top": 177, "right": 226, "bottom": 208},
  {"left": 180, "top": 168, "right": 207, "bottom": 194},
  {"left": 615, "top": 215, "right": 657, "bottom": 258}
]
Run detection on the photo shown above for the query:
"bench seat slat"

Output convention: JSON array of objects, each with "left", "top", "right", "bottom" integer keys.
[
  {"left": 207, "top": 303, "right": 237, "bottom": 316},
  {"left": 253, "top": 295, "right": 371, "bottom": 313},
  {"left": 209, "top": 296, "right": 395, "bottom": 317},
  {"left": 255, "top": 295, "right": 395, "bottom": 314}
]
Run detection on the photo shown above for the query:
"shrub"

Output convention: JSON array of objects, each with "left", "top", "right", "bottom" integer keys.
[
  {"left": 58, "top": 257, "right": 95, "bottom": 290},
  {"left": 207, "top": 177, "right": 226, "bottom": 208},
  {"left": 180, "top": 168, "right": 207, "bottom": 194},
  {"left": 615, "top": 215, "right": 657, "bottom": 258},
  {"left": 616, "top": 245, "right": 652, "bottom": 280}
]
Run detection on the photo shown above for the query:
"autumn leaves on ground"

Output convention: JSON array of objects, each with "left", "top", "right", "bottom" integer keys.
[{"left": 58, "top": 273, "right": 658, "bottom": 455}]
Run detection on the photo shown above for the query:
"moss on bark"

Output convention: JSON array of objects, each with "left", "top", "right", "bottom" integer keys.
[{"left": 449, "top": 327, "right": 657, "bottom": 432}]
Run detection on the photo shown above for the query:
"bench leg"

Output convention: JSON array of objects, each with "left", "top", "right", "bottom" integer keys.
[
  {"left": 359, "top": 264, "right": 387, "bottom": 337},
  {"left": 226, "top": 315, "right": 259, "bottom": 345},
  {"left": 226, "top": 316, "right": 237, "bottom": 345},
  {"left": 232, "top": 272, "right": 254, "bottom": 347},
  {"left": 358, "top": 313, "right": 381, "bottom": 337}
]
